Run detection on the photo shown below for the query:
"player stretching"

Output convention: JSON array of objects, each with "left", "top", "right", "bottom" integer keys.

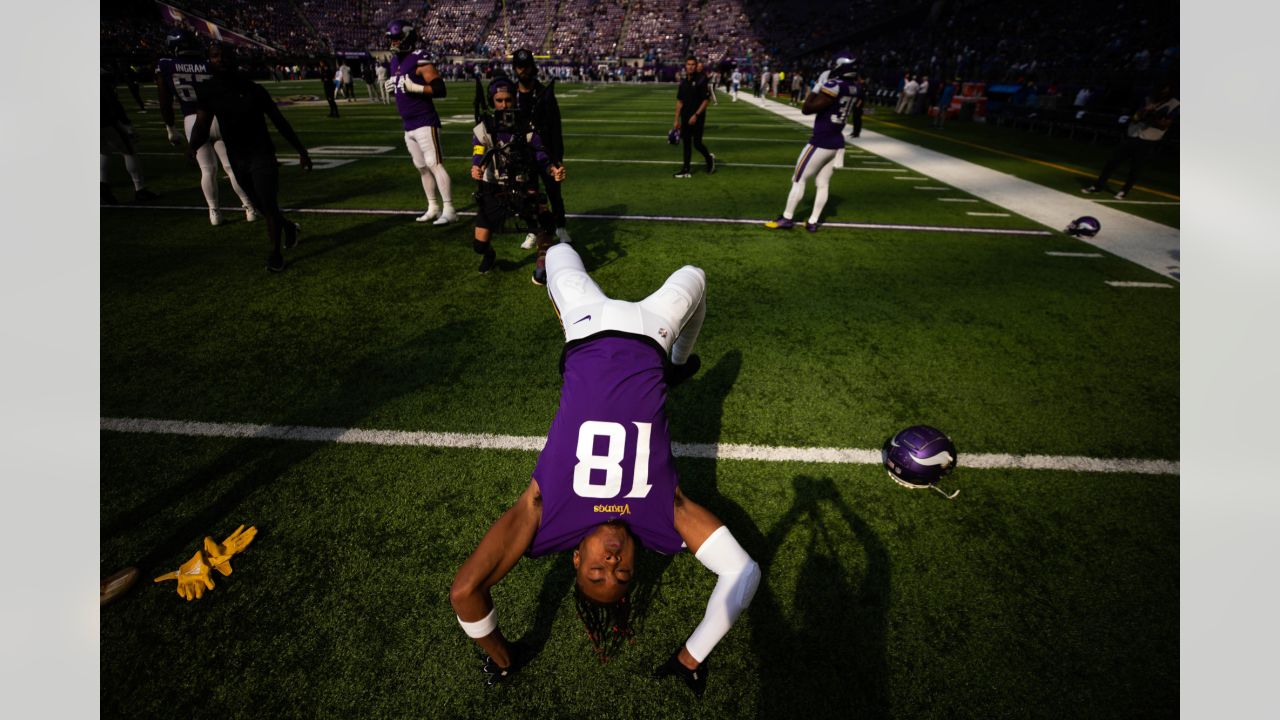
[
  {"left": 385, "top": 20, "right": 457, "bottom": 225},
  {"left": 450, "top": 244, "right": 760, "bottom": 696}
]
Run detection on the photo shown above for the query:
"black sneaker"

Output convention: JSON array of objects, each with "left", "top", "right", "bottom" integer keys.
[
  {"left": 673, "top": 168, "right": 692, "bottom": 179},
  {"left": 706, "top": 154, "right": 716, "bottom": 174},
  {"left": 478, "top": 250, "right": 497, "bottom": 274},
  {"left": 283, "top": 221, "right": 301, "bottom": 249},
  {"left": 267, "top": 253, "right": 286, "bottom": 273},
  {"left": 134, "top": 187, "right": 159, "bottom": 202},
  {"left": 531, "top": 267, "right": 547, "bottom": 286}
]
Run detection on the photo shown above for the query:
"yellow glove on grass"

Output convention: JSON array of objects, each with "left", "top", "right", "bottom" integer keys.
[
  {"left": 204, "top": 525, "right": 257, "bottom": 576},
  {"left": 153, "top": 551, "right": 215, "bottom": 601}
]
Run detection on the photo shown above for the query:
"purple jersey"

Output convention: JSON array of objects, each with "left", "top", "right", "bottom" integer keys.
[
  {"left": 809, "top": 78, "right": 855, "bottom": 149},
  {"left": 530, "top": 336, "right": 685, "bottom": 557},
  {"left": 390, "top": 50, "right": 441, "bottom": 131},
  {"left": 157, "top": 57, "right": 212, "bottom": 117}
]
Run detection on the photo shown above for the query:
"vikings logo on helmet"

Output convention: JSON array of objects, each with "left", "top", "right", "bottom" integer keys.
[
  {"left": 387, "top": 20, "right": 418, "bottom": 53},
  {"left": 1065, "top": 216, "right": 1100, "bottom": 237},
  {"left": 882, "top": 425, "right": 959, "bottom": 498},
  {"left": 667, "top": 127, "right": 680, "bottom": 145}
]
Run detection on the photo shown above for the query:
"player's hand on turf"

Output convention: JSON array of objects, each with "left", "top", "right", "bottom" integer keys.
[
  {"left": 203, "top": 524, "right": 257, "bottom": 576},
  {"left": 153, "top": 550, "right": 215, "bottom": 601},
  {"left": 480, "top": 642, "right": 525, "bottom": 687},
  {"left": 664, "top": 354, "right": 701, "bottom": 387},
  {"left": 165, "top": 125, "right": 183, "bottom": 146},
  {"left": 653, "top": 649, "right": 708, "bottom": 698}
]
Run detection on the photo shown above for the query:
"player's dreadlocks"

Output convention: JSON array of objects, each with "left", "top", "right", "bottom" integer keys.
[{"left": 573, "top": 582, "right": 635, "bottom": 663}]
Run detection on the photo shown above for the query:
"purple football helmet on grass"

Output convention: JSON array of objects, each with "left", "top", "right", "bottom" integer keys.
[
  {"left": 1065, "top": 216, "right": 1100, "bottom": 237},
  {"left": 882, "top": 425, "right": 959, "bottom": 499}
]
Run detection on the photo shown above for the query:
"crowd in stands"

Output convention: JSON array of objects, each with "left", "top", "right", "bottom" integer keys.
[
  {"left": 547, "top": 0, "right": 626, "bottom": 59},
  {"left": 101, "top": 0, "right": 1175, "bottom": 117}
]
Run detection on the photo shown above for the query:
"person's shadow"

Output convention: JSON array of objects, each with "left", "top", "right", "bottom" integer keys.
[{"left": 671, "top": 351, "right": 891, "bottom": 718}]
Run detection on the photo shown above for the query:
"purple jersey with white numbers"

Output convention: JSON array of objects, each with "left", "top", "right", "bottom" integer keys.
[
  {"left": 530, "top": 335, "right": 685, "bottom": 557},
  {"left": 810, "top": 77, "right": 855, "bottom": 149},
  {"left": 157, "top": 57, "right": 212, "bottom": 117},
  {"left": 390, "top": 50, "right": 441, "bottom": 131}
]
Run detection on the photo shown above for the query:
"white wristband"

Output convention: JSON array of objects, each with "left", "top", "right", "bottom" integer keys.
[{"left": 457, "top": 608, "right": 497, "bottom": 639}]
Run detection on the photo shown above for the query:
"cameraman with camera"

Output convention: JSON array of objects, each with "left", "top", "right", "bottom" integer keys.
[
  {"left": 470, "top": 78, "right": 567, "bottom": 285},
  {"left": 511, "top": 49, "right": 571, "bottom": 248}
]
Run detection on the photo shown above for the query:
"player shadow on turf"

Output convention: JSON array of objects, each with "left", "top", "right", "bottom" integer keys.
[
  {"left": 668, "top": 352, "right": 890, "bottom": 716},
  {"left": 279, "top": 215, "right": 420, "bottom": 268},
  {"left": 101, "top": 319, "right": 486, "bottom": 578},
  {"left": 562, "top": 204, "right": 628, "bottom": 272}
]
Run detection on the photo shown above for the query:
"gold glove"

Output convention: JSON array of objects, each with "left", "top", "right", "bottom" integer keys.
[
  {"left": 203, "top": 525, "right": 257, "bottom": 576},
  {"left": 153, "top": 551, "right": 215, "bottom": 601}
]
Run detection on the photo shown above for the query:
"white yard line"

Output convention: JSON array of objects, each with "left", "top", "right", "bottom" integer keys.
[
  {"left": 1046, "top": 251, "right": 1104, "bottom": 257},
  {"left": 967, "top": 212, "right": 1011, "bottom": 217},
  {"left": 101, "top": 417, "right": 1179, "bottom": 476},
  {"left": 109, "top": 204, "right": 1053, "bottom": 236},
  {"left": 1106, "top": 281, "right": 1175, "bottom": 288},
  {"left": 739, "top": 95, "right": 1180, "bottom": 280}
]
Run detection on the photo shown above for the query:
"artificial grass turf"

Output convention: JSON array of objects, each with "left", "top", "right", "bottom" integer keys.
[
  {"left": 101, "top": 208, "right": 1176, "bottom": 459},
  {"left": 104, "top": 81, "right": 1178, "bottom": 717},
  {"left": 101, "top": 435, "right": 1176, "bottom": 719}
]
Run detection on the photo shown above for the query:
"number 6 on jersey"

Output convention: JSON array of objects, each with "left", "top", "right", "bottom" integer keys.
[{"left": 572, "top": 421, "right": 654, "bottom": 499}]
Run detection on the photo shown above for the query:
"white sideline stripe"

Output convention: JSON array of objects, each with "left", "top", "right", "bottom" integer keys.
[
  {"left": 1046, "top": 251, "right": 1103, "bottom": 258},
  {"left": 894, "top": 176, "right": 929, "bottom": 180},
  {"left": 100, "top": 417, "right": 1179, "bottom": 475},
  {"left": 966, "top": 212, "right": 1011, "bottom": 217},
  {"left": 110, "top": 204, "right": 1054, "bottom": 236},
  {"left": 1106, "top": 281, "right": 1175, "bottom": 288},
  {"left": 914, "top": 187, "right": 949, "bottom": 191},
  {"left": 738, "top": 94, "right": 1180, "bottom": 280},
  {"left": 938, "top": 198, "right": 980, "bottom": 203}
]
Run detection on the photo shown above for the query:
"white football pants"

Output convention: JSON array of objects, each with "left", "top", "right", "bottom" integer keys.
[
  {"left": 184, "top": 114, "right": 254, "bottom": 213},
  {"left": 404, "top": 125, "right": 453, "bottom": 207},
  {"left": 546, "top": 244, "right": 706, "bottom": 365},
  {"left": 783, "top": 143, "right": 840, "bottom": 223}
]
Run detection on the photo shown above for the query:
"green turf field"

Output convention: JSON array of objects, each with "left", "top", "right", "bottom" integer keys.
[{"left": 101, "top": 81, "right": 1178, "bottom": 718}]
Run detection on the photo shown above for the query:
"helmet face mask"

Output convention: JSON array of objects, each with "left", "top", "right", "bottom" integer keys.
[
  {"left": 882, "top": 425, "right": 958, "bottom": 491},
  {"left": 387, "top": 20, "right": 418, "bottom": 53}
]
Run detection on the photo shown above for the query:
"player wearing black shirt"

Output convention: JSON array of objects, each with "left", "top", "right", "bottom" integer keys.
[
  {"left": 512, "top": 49, "right": 571, "bottom": 245},
  {"left": 190, "top": 43, "right": 313, "bottom": 273}
]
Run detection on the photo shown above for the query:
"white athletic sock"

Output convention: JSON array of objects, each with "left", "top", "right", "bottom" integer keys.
[
  {"left": 431, "top": 164, "right": 453, "bottom": 205},
  {"left": 418, "top": 166, "right": 438, "bottom": 206},
  {"left": 783, "top": 180, "right": 806, "bottom": 219}
]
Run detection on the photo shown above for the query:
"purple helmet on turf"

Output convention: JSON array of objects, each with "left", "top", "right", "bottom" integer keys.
[
  {"left": 387, "top": 20, "right": 418, "bottom": 53},
  {"left": 882, "top": 425, "right": 958, "bottom": 493},
  {"left": 1065, "top": 216, "right": 1100, "bottom": 237},
  {"left": 667, "top": 127, "right": 680, "bottom": 145}
]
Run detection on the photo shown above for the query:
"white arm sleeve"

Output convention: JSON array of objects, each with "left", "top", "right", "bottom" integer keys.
[{"left": 684, "top": 525, "right": 761, "bottom": 663}]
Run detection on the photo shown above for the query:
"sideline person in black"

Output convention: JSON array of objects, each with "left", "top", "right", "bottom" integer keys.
[
  {"left": 672, "top": 55, "right": 715, "bottom": 178},
  {"left": 512, "top": 49, "right": 571, "bottom": 245},
  {"left": 190, "top": 43, "right": 313, "bottom": 273},
  {"left": 319, "top": 59, "right": 340, "bottom": 117}
]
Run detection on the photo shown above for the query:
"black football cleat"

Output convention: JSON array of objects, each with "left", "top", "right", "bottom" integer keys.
[{"left": 283, "top": 221, "right": 301, "bottom": 249}]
